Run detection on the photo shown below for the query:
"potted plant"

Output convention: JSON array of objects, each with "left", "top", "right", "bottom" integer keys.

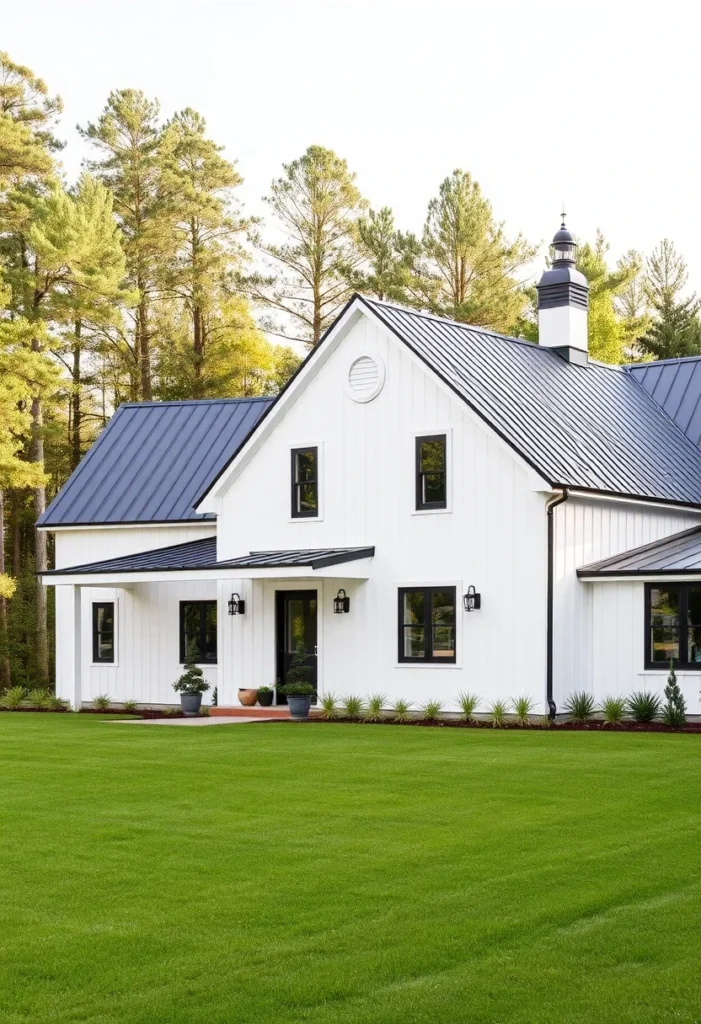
[
  {"left": 173, "top": 644, "right": 210, "bottom": 716},
  {"left": 281, "top": 640, "right": 315, "bottom": 719},
  {"left": 257, "top": 685, "right": 274, "bottom": 707},
  {"left": 238, "top": 687, "right": 258, "bottom": 707}
]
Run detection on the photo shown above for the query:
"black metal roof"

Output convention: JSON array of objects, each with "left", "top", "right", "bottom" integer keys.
[
  {"left": 578, "top": 525, "right": 701, "bottom": 577},
  {"left": 626, "top": 357, "right": 701, "bottom": 448},
  {"left": 359, "top": 296, "right": 701, "bottom": 508},
  {"left": 39, "top": 398, "right": 273, "bottom": 527},
  {"left": 42, "top": 538, "right": 375, "bottom": 576}
]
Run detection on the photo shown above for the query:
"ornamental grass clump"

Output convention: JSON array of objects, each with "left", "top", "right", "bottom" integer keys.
[
  {"left": 601, "top": 696, "right": 627, "bottom": 728},
  {"left": 421, "top": 699, "right": 443, "bottom": 722},
  {"left": 122, "top": 699, "right": 138, "bottom": 714},
  {"left": 391, "top": 698, "right": 412, "bottom": 723},
  {"left": 662, "top": 660, "right": 686, "bottom": 729},
  {"left": 564, "top": 691, "right": 596, "bottom": 724},
  {"left": 511, "top": 695, "right": 535, "bottom": 727},
  {"left": 26, "top": 688, "right": 51, "bottom": 709},
  {"left": 456, "top": 691, "right": 480, "bottom": 722},
  {"left": 92, "top": 694, "right": 111, "bottom": 711},
  {"left": 364, "top": 693, "right": 387, "bottom": 722},
  {"left": 342, "top": 694, "right": 364, "bottom": 719},
  {"left": 0, "top": 686, "right": 25, "bottom": 709},
  {"left": 320, "top": 692, "right": 340, "bottom": 720},
  {"left": 627, "top": 690, "right": 661, "bottom": 723},
  {"left": 488, "top": 700, "right": 507, "bottom": 728}
]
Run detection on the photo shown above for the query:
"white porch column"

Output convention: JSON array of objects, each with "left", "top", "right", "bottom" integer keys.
[{"left": 56, "top": 584, "right": 82, "bottom": 708}]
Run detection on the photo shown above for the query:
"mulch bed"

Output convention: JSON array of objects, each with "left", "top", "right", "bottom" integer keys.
[
  {"left": 303, "top": 716, "right": 701, "bottom": 733},
  {"left": 0, "top": 707, "right": 202, "bottom": 719}
]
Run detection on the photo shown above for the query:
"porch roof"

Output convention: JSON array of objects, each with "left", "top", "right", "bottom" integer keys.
[
  {"left": 41, "top": 537, "right": 376, "bottom": 584},
  {"left": 578, "top": 525, "right": 701, "bottom": 578}
]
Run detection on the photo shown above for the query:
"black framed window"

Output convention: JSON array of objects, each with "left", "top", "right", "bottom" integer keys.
[
  {"left": 398, "top": 586, "right": 456, "bottom": 663},
  {"left": 291, "top": 446, "right": 319, "bottom": 518},
  {"left": 180, "top": 601, "right": 217, "bottom": 664},
  {"left": 645, "top": 583, "right": 701, "bottom": 670},
  {"left": 92, "top": 602, "right": 115, "bottom": 663},
  {"left": 416, "top": 435, "right": 447, "bottom": 510}
]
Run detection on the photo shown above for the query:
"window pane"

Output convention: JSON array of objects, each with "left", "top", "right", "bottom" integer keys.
[
  {"left": 96, "top": 605, "right": 113, "bottom": 633},
  {"left": 403, "top": 625, "right": 425, "bottom": 658},
  {"left": 419, "top": 440, "right": 445, "bottom": 474},
  {"left": 432, "top": 625, "right": 455, "bottom": 658},
  {"left": 295, "top": 450, "right": 316, "bottom": 483},
  {"left": 182, "top": 604, "right": 201, "bottom": 660},
  {"left": 650, "top": 627, "right": 679, "bottom": 665},
  {"left": 431, "top": 590, "right": 455, "bottom": 626},
  {"left": 298, "top": 482, "right": 318, "bottom": 513},
  {"left": 650, "top": 587, "right": 680, "bottom": 625},
  {"left": 422, "top": 473, "right": 445, "bottom": 504},
  {"left": 688, "top": 626, "right": 701, "bottom": 665},
  {"left": 687, "top": 586, "right": 701, "bottom": 625},
  {"left": 204, "top": 603, "right": 217, "bottom": 662},
  {"left": 403, "top": 590, "right": 425, "bottom": 626}
]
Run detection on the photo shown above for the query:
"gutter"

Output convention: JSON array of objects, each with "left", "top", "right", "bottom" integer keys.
[{"left": 546, "top": 488, "right": 569, "bottom": 718}]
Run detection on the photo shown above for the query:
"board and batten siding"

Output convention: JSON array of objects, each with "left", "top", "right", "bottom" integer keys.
[
  {"left": 215, "top": 311, "right": 550, "bottom": 710},
  {"left": 54, "top": 524, "right": 217, "bottom": 706},
  {"left": 553, "top": 495, "right": 701, "bottom": 708}
]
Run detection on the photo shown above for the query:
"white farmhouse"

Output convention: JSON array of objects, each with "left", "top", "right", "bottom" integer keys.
[{"left": 40, "top": 221, "right": 701, "bottom": 716}]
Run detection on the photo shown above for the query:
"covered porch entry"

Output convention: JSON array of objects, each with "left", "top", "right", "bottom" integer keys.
[{"left": 42, "top": 539, "right": 374, "bottom": 709}]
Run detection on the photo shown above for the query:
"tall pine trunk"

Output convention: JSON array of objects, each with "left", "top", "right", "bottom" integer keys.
[
  {"left": 71, "top": 321, "right": 82, "bottom": 470},
  {"left": 138, "top": 293, "right": 152, "bottom": 400},
  {"left": 31, "top": 392, "right": 49, "bottom": 686},
  {"left": 193, "top": 304, "right": 204, "bottom": 397},
  {"left": 0, "top": 490, "right": 10, "bottom": 688}
]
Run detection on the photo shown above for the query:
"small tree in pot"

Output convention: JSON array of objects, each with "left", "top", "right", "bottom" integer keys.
[
  {"left": 173, "top": 643, "right": 210, "bottom": 716},
  {"left": 280, "top": 640, "right": 315, "bottom": 719}
]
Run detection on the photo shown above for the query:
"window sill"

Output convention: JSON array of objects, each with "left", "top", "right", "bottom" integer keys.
[
  {"left": 288, "top": 516, "right": 323, "bottom": 524},
  {"left": 639, "top": 668, "right": 701, "bottom": 675},
  {"left": 91, "top": 662, "right": 117, "bottom": 668},
  {"left": 411, "top": 508, "right": 452, "bottom": 516},
  {"left": 395, "top": 662, "right": 460, "bottom": 669}
]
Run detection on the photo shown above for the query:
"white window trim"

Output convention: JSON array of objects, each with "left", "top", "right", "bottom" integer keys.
[
  {"left": 288, "top": 440, "right": 324, "bottom": 523},
  {"left": 394, "top": 578, "right": 463, "bottom": 669},
  {"left": 411, "top": 427, "right": 453, "bottom": 516},
  {"left": 90, "top": 596, "right": 119, "bottom": 668}
]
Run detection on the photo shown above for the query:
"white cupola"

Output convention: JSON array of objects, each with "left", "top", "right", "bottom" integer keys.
[{"left": 536, "top": 216, "right": 589, "bottom": 364}]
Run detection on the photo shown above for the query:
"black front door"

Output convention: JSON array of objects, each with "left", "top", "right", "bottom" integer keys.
[{"left": 276, "top": 590, "right": 318, "bottom": 704}]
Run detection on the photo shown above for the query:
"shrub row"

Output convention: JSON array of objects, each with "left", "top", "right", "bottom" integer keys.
[{"left": 319, "top": 692, "right": 540, "bottom": 728}]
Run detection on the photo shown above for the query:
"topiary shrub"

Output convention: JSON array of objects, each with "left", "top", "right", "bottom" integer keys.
[{"left": 662, "top": 659, "right": 686, "bottom": 729}]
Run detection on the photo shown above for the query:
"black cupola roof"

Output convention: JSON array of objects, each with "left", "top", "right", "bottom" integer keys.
[{"left": 536, "top": 215, "right": 589, "bottom": 310}]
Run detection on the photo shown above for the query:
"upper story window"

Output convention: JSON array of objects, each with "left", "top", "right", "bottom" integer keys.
[
  {"left": 291, "top": 446, "right": 319, "bottom": 518},
  {"left": 92, "top": 602, "right": 115, "bottom": 664},
  {"left": 398, "top": 586, "right": 456, "bottom": 663},
  {"left": 180, "top": 601, "right": 217, "bottom": 664},
  {"left": 415, "top": 435, "right": 447, "bottom": 510},
  {"left": 645, "top": 583, "right": 701, "bottom": 670}
]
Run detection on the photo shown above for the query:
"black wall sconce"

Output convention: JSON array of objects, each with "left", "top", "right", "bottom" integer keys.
[
  {"left": 228, "top": 592, "right": 245, "bottom": 615},
  {"left": 333, "top": 588, "right": 350, "bottom": 614},
  {"left": 463, "top": 586, "right": 481, "bottom": 612}
]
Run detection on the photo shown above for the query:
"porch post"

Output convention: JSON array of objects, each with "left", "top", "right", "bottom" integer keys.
[{"left": 57, "top": 584, "right": 82, "bottom": 709}]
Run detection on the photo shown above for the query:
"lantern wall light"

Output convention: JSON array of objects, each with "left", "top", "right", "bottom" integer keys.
[
  {"left": 463, "top": 586, "right": 481, "bottom": 612},
  {"left": 333, "top": 588, "right": 350, "bottom": 614},
  {"left": 228, "top": 592, "right": 245, "bottom": 615}
]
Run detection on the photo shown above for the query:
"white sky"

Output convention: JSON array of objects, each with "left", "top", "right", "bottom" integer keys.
[{"left": 3, "top": 0, "right": 701, "bottom": 288}]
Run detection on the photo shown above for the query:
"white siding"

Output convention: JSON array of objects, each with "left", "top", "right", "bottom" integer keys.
[
  {"left": 54, "top": 524, "right": 217, "bottom": 706},
  {"left": 553, "top": 495, "right": 701, "bottom": 707},
  {"left": 215, "top": 313, "right": 549, "bottom": 711}
]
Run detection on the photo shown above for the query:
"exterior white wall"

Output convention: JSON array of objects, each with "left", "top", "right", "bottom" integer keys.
[
  {"left": 553, "top": 495, "right": 701, "bottom": 708},
  {"left": 54, "top": 524, "right": 217, "bottom": 706},
  {"left": 215, "top": 312, "right": 550, "bottom": 711},
  {"left": 538, "top": 304, "right": 588, "bottom": 352}
]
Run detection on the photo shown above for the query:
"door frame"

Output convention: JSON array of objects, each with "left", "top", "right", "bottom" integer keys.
[{"left": 274, "top": 585, "right": 321, "bottom": 703}]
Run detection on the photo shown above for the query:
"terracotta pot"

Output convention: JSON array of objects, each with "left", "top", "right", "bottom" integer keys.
[{"left": 238, "top": 688, "right": 258, "bottom": 707}]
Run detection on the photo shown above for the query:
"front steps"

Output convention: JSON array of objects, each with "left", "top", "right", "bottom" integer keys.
[{"left": 209, "top": 706, "right": 292, "bottom": 719}]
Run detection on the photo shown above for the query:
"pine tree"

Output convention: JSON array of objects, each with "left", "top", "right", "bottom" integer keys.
[
  {"left": 640, "top": 240, "right": 701, "bottom": 360},
  {"left": 341, "top": 206, "right": 421, "bottom": 303},
  {"left": 576, "top": 233, "right": 641, "bottom": 364},
  {"left": 420, "top": 170, "right": 536, "bottom": 333},
  {"left": 246, "top": 145, "right": 366, "bottom": 345},
  {"left": 662, "top": 659, "right": 686, "bottom": 729},
  {"left": 80, "top": 90, "right": 174, "bottom": 399}
]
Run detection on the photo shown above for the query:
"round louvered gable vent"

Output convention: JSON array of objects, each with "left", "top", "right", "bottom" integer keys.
[{"left": 347, "top": 355, "right": 385, "bottom": 403}]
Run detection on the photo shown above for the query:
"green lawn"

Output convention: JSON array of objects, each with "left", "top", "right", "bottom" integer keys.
[{"left": 1, "top": 717, "right": 700, "bottom": 1024}]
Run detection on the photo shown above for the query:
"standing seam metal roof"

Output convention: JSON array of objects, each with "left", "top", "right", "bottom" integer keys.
[
  {"left": 38, "top": 398, "right": 273, "bottom": 526},
  {"left": 626, "top": 357, "right": 701, "bottom": 448},
  {"left": 577, "top": 525, "right": 701, "bottom": 576}
]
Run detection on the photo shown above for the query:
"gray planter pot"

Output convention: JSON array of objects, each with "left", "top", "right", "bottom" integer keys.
[
  {"left": 180, "top": 692, "right": 202, "bottom": 717},
  {"left": 287, "top": 695, "right": 312, "bottom": 720}
]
